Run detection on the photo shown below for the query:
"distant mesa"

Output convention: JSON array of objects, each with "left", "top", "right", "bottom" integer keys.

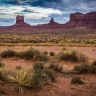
[
  {"left": 11, "top": 12, "right": 96, "bottom": 29},
  {"left": 0, "top": 12, "right": 96, "bottom": 33},
  {"left": 11, "top": 15, "right": 30, "bottom": 27},
  {"left": 66, "top": 12, "right": 96, "bottom": 28}
]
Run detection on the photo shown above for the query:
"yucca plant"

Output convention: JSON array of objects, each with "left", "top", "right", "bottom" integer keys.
[
  {"left": 7, "top": 69, "right": 32, "bottom": 93},
  {"left": 15, "top": 66, "right": 22, "bottom": 70}
]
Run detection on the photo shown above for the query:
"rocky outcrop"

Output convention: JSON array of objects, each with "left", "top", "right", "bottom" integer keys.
[
  {"left": 1, "top": 12, "right": 96, "bottom": 33},
  {"left": 41, "top": 17, "right": 64, "bottom": 28},
  {"left": 10, "top": 12, "right": 96, "bottom": 29},
  {"left": 66, "top": 12, "right": 96, "bottom": 28},
  {"left": 11, "top": 15, "right": 30, "bottom": 27}
]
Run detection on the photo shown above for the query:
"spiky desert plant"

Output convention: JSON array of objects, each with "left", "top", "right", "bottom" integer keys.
[
  {"left": 7, "top": 69, "right": 32, "bottom": 93},
  {"left": 15, "top": 66, "right": 22, "bottom": 70}
]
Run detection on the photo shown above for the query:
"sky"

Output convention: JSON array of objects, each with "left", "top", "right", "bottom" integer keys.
[{"left": 0, "top": 0, "right": 96, "bottom": 26}]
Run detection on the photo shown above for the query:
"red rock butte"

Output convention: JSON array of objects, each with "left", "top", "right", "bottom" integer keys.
[
  {"left": 0, "top": 12, "right": 96, "bottom": 33},
  {"left": 10, "top": 12, "right": 96, "bottom": 29},
  {"left": 12, "top": 15, "right": 30, "bottom": 27}
]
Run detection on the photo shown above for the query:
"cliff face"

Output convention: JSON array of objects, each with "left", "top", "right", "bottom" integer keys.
[
  {"left": 66, "top": 12, "right": 96, "bottom": 28},
  {"left": 9, "top": 12, "right": 96, "bottom": 31},
  {"left": 12, "top": 15, "right": 30, "bottom": 27}
]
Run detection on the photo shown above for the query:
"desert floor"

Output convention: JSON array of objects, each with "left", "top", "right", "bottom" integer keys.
[{"left": 0, "top": 46, "right": 96, "bottom": 96}]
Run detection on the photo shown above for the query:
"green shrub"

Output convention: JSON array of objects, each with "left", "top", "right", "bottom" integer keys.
[
  {"left": 0, "top": 63, "right": 5, "bottom": 84},
  {"left": 71, "top": 76, "right": 84, "bottom": 84},
  {"left": 74, "top": 64, "right": 91, "bottom": 74},
  {"left": 0, "top": 62, "right": 5, "bottom": 68},
  {"left": 62, "top": 47, "right": 67, "bottom": 51},
  {"left": 33, "top": 62, "right": 45, "bottom": 70},
  {"left": 7, "top": 69, "right": 32, "bottom": 93},
  {"left": 58, "top": 51, "right": 88, "bottom": 63},
  {"left": 44, "top": 51, "right": 48, "bottom": 55},
  {"left": 35, "top": 52, "right": 48, "bottom": 61},
  {"left": 31, "top": 69, "right": 56, "bottom": 89},
  {"left": 1, "top": 49, "right": 16, "bottom": 58},
  {"left": 50, "top": 64, "right": 62, "bottom": 72},
  {"left": 17, "top": 48, "right": 48, "bottom": 61},
  {"left": 92, "top": 60, "right": 96, "bottom": 66},
  {"left": 49, "top": 51, "right": 55, "bottom": 56},
  {"left": 44, "top": 69, "right": 56, "bottom": 82},
  {"left": 17, "top": 48, "right": 35, "bottom": 60},
  {"left": 91, "top": 66, "right": 96, "bottom": 73}
]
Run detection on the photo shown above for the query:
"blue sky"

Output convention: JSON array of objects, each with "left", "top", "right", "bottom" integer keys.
[{"left": 0, "top": 0, "right": 96, "bottom": 26}]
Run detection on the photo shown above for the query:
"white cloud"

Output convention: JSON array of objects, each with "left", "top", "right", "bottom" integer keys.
[{"left": 0, "top": 5, "right": 62, "bottom": 19}]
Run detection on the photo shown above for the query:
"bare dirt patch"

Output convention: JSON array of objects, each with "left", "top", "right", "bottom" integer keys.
[{"left": 0, "top": 46, "right": 96, "bottom": 96}]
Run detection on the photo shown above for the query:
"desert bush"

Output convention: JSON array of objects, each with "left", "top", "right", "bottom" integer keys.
[
  {"left": 17, "top": 48, "right": 35, "bottom": 60},
  {"left": 31, "top": 68, "right": 56, "bottom": 89},
  {"left": 17, "top": 48, "right": 48, "bottom": 61},
  {"left": 44, "top": 51, "right": 48, "bottom": 55},
  {"left": 50, "top": 64, "right": 62, "bottom": 72},
  {"left": 1, "top": 49, "right": 16, "bottom": 58},
  {"left": 71, "top": 76, "right": 84, "bottom": 84},
  {"left": 74, "top": 64, "right": 91, "bottom": 74},
  {"left": 44, "top": 69, "right": 56, "bottom": 82},
  {"left": 35, "top": 52, "right": 48, "bottom": 61},
  {"left": 0, "top": 63, "right": 5, "bottom": 84},
  {"left": 33, "top": 62, "right": 45, "bottom": 70},
  {"left": 32, "top": 62, "right": 56, "bottom": 89},
  {"left": 0, "top": 62, "right": 5, "bottom": 68},
  {"left": 49, "top": 51, "right": 55, "bottom": 56},
  {"left": 7, "top": 69, "right": 32, "bottom": 93},
  {"left": 92, "top": 60, "right": 96, "bottom": 66},
  {"left": 58, "top": 51, "right": 88, "bottom": 62},
  {"left": 62, "top": 47, "right": 67, "bottom": 51},
  {"left": 91, "top": 66, "right": 96, "bottom": 73}
]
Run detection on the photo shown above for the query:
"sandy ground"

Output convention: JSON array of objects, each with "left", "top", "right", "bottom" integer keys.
[
  {"left": 0, "top": 74, "right": 96, "bottom": 96},
  {"left": 0, "top": 46, "right": 96, "bottom": 59},
  {"left": 0, "top": 46, "right": 96, "bottom": 72},
  {"left": 0, "top": 46, "right": 96, "bottom": 96}
]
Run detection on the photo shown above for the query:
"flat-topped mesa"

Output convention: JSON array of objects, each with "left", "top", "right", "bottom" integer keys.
[
  {"left": 66, "top": 11, "right": 96, "bottom": 28},
  {"left": 16, "top": 15, "right": 24, "bottom": 24},
  {"left": 70, "top": 12, "right": 84, "bottom": 21},
  {"left": 12, "top": 15, "right": 30, "bottom": 27},
  {"left": 70, "top": 12, "right": 96, "bottom": 21}
]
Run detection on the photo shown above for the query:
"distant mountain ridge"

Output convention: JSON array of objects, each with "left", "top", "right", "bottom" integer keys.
[{"left": 0, "top": 12, "right": 96, "bottom": 33}]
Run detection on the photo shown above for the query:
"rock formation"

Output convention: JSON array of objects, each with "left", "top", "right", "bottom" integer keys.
[
  {"left": 10, "top": 12, "right": 96, "bottom": 29},
  {"left": 66, "top": 12, "right": 96, "bottom": 28},
  {"left": 12, "top": 15, "right": 30, "bottom": 27},
  {"left": 0, "top": 12, "right": 96, "bottom": 33}
]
